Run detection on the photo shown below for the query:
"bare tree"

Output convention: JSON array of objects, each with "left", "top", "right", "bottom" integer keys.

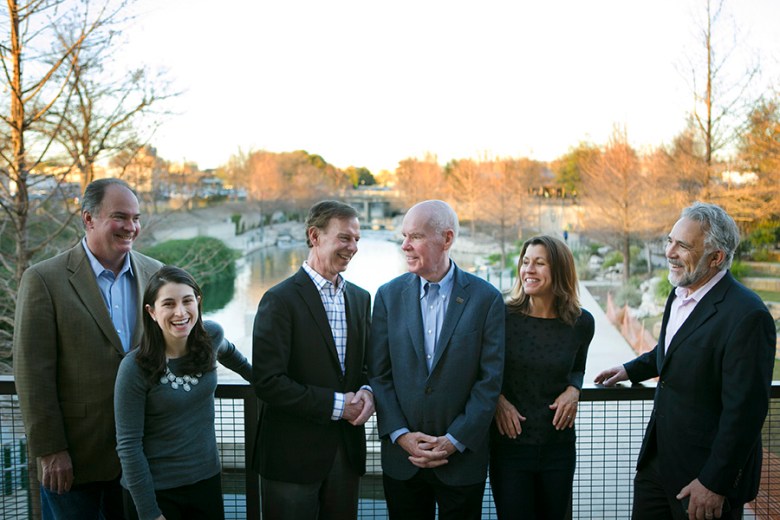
[
  {"left": 481, "top": 158, "right": 531, "bottom": 269},
  {"left": 0, "top": 0, "right": 145, "bottom": 369},
  {"left": 47, "top": 26, "right": 177, "bottom": 193},
  {"left": 683, "top": 0, "right": 760, "bottom": 195},
  {"left": 445, "top": 158, "right": 487, "bottom": 237},
  {"left": 580, "top": 127, "right": 667, "bottom": 284},
  {"left": 726, "top": 96, "right": 780, "bottom": 226},
  {"left": 395, "top": 154, "right": 445, "bottom": 210}
]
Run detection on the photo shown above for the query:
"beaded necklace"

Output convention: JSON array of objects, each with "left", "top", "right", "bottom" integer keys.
[{"left": 159, "top": 365, "right": 202, "bottom": 392}]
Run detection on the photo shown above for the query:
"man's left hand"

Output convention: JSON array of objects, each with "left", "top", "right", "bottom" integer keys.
[
  {"left": 414, "top": 436, "right": 457, "bottom": 466},
  {"left": 342, "top": 389, "right": 374, "bottom": 426},
  {"left": 677, "top": 478, "right": 726, "bottom": 520}
]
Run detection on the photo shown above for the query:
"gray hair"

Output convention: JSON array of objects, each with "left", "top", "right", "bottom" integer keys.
[
  {"left": 81, "top": 178, "right": 137, "bottom": 228},
  {"left": 680, "top": 202, "right": 740, "bottom": 270}
]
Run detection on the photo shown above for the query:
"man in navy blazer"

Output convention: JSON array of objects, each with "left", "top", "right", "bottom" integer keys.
[
  {"left": 369, "top": 200, "right": 505, "bottom": 520},
  {"left": 595, "top": 202, "right": 775, "bottom": 520},
  {"left": 251, "top": 200, "right": 373, "bottom": 520}
]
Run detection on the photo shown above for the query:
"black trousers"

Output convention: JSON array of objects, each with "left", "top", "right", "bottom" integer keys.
[
  {"left": 632, "top": 450, "right": 743, "bottom": 520},
  {"left": 382, "top": 469, "right": 486, "bottom": 520},
  {"left": 260, "top": 440, "right": 360, "bottom": 520},
  {"left": 489, "top": 441, "right": 576, "bottom": 520},
  {"left": 123, "top": 472, "right": 224, "bottom": 520}
]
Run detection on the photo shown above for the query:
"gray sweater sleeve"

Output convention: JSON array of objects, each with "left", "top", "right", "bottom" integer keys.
[
  {"left": 114, "top": 353, "right": 162, "bottom": 520},
  {"left": 204, "top": 320, "right": 252, "bottom": 382}
]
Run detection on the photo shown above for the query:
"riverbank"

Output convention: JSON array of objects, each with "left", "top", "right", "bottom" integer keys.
[{"left": 142, "top": 201, "right": 509, "bottom": 262}]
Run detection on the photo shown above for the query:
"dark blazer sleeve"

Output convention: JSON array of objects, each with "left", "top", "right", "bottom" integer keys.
[
  {"left": 445, "top": 286, "right": 505, "bottom": 450},
  {"left": 252, "top": 286, "right": 335, "bottom": 424},
  {"left": 624, "top": 347, "right": 660, "bottom": 383},
  {"left": 698, "top": 303, "right": 774, "bottom": 495},
  {"left": 367, "top": 286, "right": 407, "bottom": 437}
]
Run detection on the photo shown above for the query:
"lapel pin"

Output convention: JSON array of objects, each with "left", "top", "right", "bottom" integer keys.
[{"left": 456, "top": 297, "right": 464, "bottom": 304}]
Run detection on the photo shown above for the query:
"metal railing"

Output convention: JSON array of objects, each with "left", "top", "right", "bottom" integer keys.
[{"left": 2, "top": 376, "right": 779, "bottom": 519}]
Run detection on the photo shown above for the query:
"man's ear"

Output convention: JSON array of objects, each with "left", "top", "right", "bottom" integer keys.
[
  {"left": 710, "top": 249, "right": 726, "bottom": 269},
  {"left": 442, "top": 229, "right": 455, "bottom": 251},
  {"left": 308, "top": 226, "right": 319, "bottom": 246}
]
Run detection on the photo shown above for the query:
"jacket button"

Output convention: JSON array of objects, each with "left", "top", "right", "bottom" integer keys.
[{"left": 425, "top": 387, "right": 432, "bottom": 395}]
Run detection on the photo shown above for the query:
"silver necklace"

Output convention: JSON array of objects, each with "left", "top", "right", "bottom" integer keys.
[{"left": 159, "top": 366, "right": 202, "bottom": 392}]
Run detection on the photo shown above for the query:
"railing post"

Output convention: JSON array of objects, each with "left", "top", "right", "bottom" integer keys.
[{"left": 244, "top": 393, "right": 260, "bottom": 520}]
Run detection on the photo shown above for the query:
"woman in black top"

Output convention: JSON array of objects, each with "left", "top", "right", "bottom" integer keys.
[{"left": 490, "top": 235, "right": 594, "bottom": 520}]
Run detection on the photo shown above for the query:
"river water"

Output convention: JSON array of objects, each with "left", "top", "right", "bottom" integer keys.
[{"left": 206, "top": 230, "right": 490, "bottom": 380}]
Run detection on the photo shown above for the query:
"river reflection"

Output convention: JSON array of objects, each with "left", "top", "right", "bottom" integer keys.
[{"left": 206, "top": 230, "right": 481, "bottom": 380}]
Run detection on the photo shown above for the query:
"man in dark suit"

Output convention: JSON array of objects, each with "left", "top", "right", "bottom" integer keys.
[
  {"left": 14, "top": 178, "right": 162, "bottom": 519},
  {"left": 595, "top": 202, "right": 775, "bottom": 520},
  {"left": 368, "top": 200, "right": 505, "bottom": 520},
  {"left": 251, "top": 200, "right": 373, "bottom": 520}
]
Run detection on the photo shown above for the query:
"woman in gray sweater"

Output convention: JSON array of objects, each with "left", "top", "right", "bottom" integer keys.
[{"left": 115, "top": 266, "right": 251, "bottom": 520}]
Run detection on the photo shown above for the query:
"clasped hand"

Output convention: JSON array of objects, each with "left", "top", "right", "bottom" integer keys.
[
  {"left": 341, "top": 389, "right": 374, "bottom": 426},
  {"left": 398, "top": 432, "right": 455, "bottom": 468}
]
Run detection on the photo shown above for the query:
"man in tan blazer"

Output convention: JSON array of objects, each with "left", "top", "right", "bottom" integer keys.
[{"left": 13, "top": 178, "right": 162, "bottom": 519}]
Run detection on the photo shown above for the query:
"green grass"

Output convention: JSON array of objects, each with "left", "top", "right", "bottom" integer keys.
[{"left": 755, "top": 290, "right": 780, "bottom": 303}]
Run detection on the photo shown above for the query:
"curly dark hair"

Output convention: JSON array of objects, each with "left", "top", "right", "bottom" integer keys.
[
  {"left": 135, "top": 265, "right": 216, "bottom": 383},
  {"left": 506, "top": 235, "right": 582, "bottom": 326}
]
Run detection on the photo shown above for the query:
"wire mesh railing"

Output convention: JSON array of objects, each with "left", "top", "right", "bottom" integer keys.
[{"left": 1, "top": 376, "right": 779, "bottom": 519}]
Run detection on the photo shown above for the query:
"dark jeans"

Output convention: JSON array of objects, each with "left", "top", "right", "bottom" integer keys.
[
  {"left": 382, "top": 469, "right": 486, "bottom": 520},
  {"left": 123, "top": 472, "right": 224, "bottom": 520},
  {"left": 489, "top": 441, "right": 576, "bottom": 520},
  {"left": 40, "top": 478, "right": 125, "bottom": 520},
  {"left": 632, "top": 450, "right": 743, "bottom": 520}
]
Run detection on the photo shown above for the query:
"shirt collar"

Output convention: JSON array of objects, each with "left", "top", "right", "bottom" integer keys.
[
  {"left": 82, "top": 238, "right": 133, "bottom": 278},
  {"left": 302, "top": 261, "right": 345, "bottom": 294},
  {"left": 419, "top": 260, "right": 455, "bottom": 300},
  {"left": 674, "top": 268, "right": 727, "bottom": 304}
]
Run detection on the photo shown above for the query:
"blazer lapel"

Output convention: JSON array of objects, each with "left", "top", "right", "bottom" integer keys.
[
  {"left": 656, "top": 291, "right": 675, "bottom": 370},
  {"left": 402, "top": 275, "right": 427, "bottom": 367},
  {"left": 662, "top": 274, "right": 731, "bottom": 368},
  {"left": 430, "top": 267, "right": 468, "bottom": 373},
  {"left": 343, "top": 283, "right": 361, "bottom": 377},
  {"left": 294, "top": 269, "right": 341, "bottom": 371},
  {"left": 129, "top": 252, "right": 156, "bottom": 347},
  {"left": 67, "top": 245, "right": 124, "bottom": 355}
]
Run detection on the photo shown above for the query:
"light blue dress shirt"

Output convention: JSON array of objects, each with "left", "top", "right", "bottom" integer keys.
[
  {"left": 82, "top": 239, "right": 137, "bottom": 352},
  {"left": 390, "top": 262, "right": 465, "bottom": 452}
]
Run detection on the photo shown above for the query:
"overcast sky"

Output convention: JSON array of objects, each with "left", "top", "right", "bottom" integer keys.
[{"left": 121, "top": 0, "right": 780, "bottom": 173}]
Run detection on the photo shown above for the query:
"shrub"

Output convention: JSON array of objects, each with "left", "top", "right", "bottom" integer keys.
[
  {"left": 602, "top": 250, "right": 624, "bottom": 269},
  {"left": 654, "top": 274, "right": 672, "bottom": 303},
  {"left": 614, "top": 283, "right": 642, "bottom": 308},
  {"left": 141, "top": 237, "right": 240, "bottom": 312},
  {"left": 729, "top": 260, "right": 748, "bottom": 280}
]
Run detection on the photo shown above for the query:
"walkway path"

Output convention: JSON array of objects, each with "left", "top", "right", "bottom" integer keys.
[{"left": 578, "top": 282, "right": 638, "bottom": 385}]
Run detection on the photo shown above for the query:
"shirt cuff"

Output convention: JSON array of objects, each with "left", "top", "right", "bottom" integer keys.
[
  {"left": 331, "top": 392, "right": 345, "bottom": 421},
  {"left": 390, "top": 428, "right": 410, "bottom": 444},
  {"left": 446, "top": 433, "right": 465, "bottom": 453}
]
